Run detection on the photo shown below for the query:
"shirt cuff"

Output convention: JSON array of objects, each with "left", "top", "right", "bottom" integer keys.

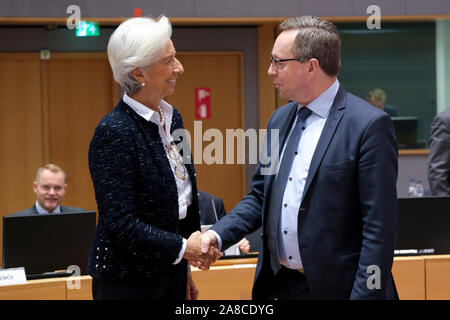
[
  {"left": 174, "top": 238, "right": 187, "bottom": 265},
  {"left": 206, "top": 230, "right": 222, "bottom": 251}
]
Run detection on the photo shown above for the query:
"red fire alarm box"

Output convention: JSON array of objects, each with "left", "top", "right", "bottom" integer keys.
[
  {"left": 134, "top": 8, "right": 142, "bottom": 17},
  {"left": 195, "top": 87, "right": 211, "bottom": 119}
]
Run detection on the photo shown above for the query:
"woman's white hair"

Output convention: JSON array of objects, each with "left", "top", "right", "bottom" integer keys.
[{"left": 107, "top": 16, "right": 172, "bottom": 95}]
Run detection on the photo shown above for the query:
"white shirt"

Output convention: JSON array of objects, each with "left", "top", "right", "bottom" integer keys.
[
  {"left": 35, "top": 201, "right": 61, "bottom": 214},
  {"left": 123, "top": 93, "right": 192, "bottom": 264},
  {"left": 278, "top": 79, "right": 339, "bottom": 270}
]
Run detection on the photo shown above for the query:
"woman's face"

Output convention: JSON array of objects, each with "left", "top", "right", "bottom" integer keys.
[{"left": 142, "top": 39, "right": 184, "bottom": 101}]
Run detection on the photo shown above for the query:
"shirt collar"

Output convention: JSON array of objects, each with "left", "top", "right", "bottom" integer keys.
[
  {"left": 303, "top": 79, "right": 340, "bottom": 119},
  {"left": 123, "top": 92, "right": 173, "bottom": 126},
  {"left": 35, "top": 201, "right": 61, "bottom": 214}
]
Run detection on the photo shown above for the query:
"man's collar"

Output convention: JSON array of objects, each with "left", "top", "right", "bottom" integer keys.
[
  {"left": 303, "top": 79, "right": 340, "bottom": 119},
  {"left": 35, "top": 201, "right": 61, "bottom": 214}
]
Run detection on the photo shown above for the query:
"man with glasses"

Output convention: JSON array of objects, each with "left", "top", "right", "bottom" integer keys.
[{"left": 200, "top": 16, "right": 398, "bottom": 300}]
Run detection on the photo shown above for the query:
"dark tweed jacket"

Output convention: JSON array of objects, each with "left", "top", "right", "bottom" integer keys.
[{"left": 88, "top": 99, "right": 200, "bottom": 281}]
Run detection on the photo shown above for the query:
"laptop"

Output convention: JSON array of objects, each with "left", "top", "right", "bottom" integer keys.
[
  {"left": 2, "top": 211, "right": 96, "bottom": 279},
  {"left": 396, "top": 197, "right": 450, "bottom": 255},
  {"left": 391, "top": 116, "right": 418, "bottom": 149}
]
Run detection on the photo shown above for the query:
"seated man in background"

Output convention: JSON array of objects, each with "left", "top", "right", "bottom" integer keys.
[
  {"left": 198, "top": 190, "right": 250, "bottom": 254},
  {"left": 367, "top": 88, "right": 399, "bottom": 117},
  {"left": 10, "top": 163, "right": 84, "bottom": 216}
]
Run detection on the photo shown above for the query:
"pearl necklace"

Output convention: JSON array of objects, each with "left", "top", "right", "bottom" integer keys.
[{"left": 157, "top": 105, "right": 165, "bottom": 127}]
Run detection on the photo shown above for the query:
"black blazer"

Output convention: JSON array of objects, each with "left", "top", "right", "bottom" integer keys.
[
  {"left": 9, "top": 204, "right": 85, "bottom": 216},
  {"left": 88, "top": 100, "right": 200, "bottom": 281},
  {"left": 211, "top": 85, "right": 398, "bottom": 299}
]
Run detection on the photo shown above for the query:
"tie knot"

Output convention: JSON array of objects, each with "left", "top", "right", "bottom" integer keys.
[{"left": 297, "top": 106, "right": 312, "bottom": 121}]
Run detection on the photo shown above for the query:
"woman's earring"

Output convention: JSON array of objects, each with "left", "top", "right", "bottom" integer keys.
[{"left": 141, "top": 82, "right": 146, "bottom": 87}]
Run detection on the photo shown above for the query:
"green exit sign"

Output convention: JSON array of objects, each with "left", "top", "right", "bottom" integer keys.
[{"left": 75, "top": 21, "right": 100, "bottom": 37}]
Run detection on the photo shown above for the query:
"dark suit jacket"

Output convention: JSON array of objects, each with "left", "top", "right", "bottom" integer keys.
[
  {"left": 198, "top": 190, "right": 226, "bottom": 225},
  {"left": 383, "top": 103, "right": 399, "bottom": 117},
  {"left": 428, "top": 107, "right": 450, "bottom": 196},
  {"left": 211, "top": 85, "right": 398, "bottom": 300},
  {"left": 10, "top": 204, "right": 85, "bottom": 216},
  {"left": 87, "top": 99, "right": 200, "bottom": 281}
]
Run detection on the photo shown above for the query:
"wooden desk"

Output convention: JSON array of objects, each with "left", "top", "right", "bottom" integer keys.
[
  {"left": 191, "top": 258, "right": 257, "bottom": 300},
  {"left": 424, "top": 255, "right": 450, "bottom": 300},
  {"left": 392, "top": 256, "right": 425, "bottom": 300},
  {"left": 0, "top": 255, "right": 448, "bottom": 300},
  {"left": 399, "top": 149, "right": 429, "bottom": 155},
  {"left": 65, "top": 275, "right": 93, "bottom": 300},
  {"left": 198, "top": 256, "right": 450, "bottom": 300},
  {"left": 0, "top": 277, "right": 67, "bottom": 300},
  {"left": 0, "top": 275, "right": 92, "bottom": 300}
]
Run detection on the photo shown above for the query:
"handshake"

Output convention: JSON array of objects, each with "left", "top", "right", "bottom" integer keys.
[{"left": 183, "top": 231, "right": 250, "bottom": 270}]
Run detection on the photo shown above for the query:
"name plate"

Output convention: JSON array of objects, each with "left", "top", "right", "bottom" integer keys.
[
  {"left": 0, "top": 267, "right": 27, "bottom": 287},
  {"left": 224, "top": 243, "right": 241, "bottom": 256}
]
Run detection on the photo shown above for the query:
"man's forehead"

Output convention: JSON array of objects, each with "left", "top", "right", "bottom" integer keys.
[
  {"left": 38, "top": 170, "right": 65, "bottom": 183},
  {"left": 41, "top": 169, "right": 63, "bottom": 176},
  {"left": 272, "top": 30, "right": 297, "bottom": 56}
]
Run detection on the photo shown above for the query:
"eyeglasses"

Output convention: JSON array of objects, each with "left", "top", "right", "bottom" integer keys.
[
  {"left": 166, "top": 142, "right": 186, "bottom": 181},
  {"left": 269, "top": 56, "right": 303, "bottom": 71}
]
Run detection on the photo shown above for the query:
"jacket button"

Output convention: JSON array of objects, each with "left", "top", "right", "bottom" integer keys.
[{"left": 260, "top": 232, "right": 264, "bottom": 238}]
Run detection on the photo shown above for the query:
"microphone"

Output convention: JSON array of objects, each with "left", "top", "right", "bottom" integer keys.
[{"left": 211, "top": 198, "right": 219, "bottom": 223}]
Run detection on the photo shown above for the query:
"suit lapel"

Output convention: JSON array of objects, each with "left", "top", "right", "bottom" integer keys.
[
  {"left": 32, "top": 204, "right": 39, "bottom": 214},
  {"left": 301, "top": 85, "right": 347, "bottom": 200}
]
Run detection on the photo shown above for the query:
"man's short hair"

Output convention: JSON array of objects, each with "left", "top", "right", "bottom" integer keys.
[
  {"left": 279, "top": 16, "right": 341, "bottom": 77},
  {"left": 369, "top": 88, "right": 387, "bottom": 102},
  {"left": 35, "top": 164, "right": 67, "bottom": 183}
]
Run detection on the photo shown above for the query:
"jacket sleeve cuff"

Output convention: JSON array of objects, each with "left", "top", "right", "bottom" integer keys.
[{"left": 207, "top": 230, "right": 222, "bottom": 251}]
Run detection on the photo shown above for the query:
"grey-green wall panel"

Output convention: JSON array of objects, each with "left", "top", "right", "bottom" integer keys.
[{"left": 1, "top": 0, "right": 450, "bottom": 18}]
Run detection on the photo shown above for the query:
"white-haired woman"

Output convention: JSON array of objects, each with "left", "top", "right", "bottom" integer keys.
[{"left": 88, "top": 16, "right": 219, "bottom": 300}]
